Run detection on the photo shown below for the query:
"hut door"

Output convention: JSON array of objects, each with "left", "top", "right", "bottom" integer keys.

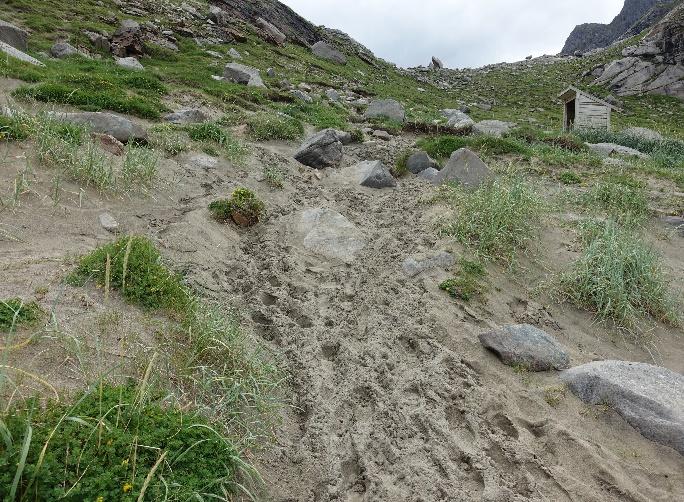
[{"left": 565, "top": 99, "right": 576, "bottom": 131}]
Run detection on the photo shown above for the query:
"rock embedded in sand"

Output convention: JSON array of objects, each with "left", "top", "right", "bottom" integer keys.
[
  {"left": 99, "top": 212, "right": 119, "bottom": 233},
  {"left": 403, "top": 251, "right": 455, "bottom": 277},
  {"left": 479, "top": 324, "right": 570, "bottom": 371},
  {"left": 561, "top": 360, "right": 684, "bottom": 455},
  {"left": 418, "top": 167, "right": 440, "bottom": 182},
  {"left": 49, "top": 111, "right": 147, "bottom": 143},
  {"left": 432, "top": 148, "right": 493, "bottom": 188},
  {"left": 297, "top": 208, "right": 366, "bottom": 263},
  {"left": 294, "top": 129, "right": 343, "bottom": 169},
  {"left": 344, "top": 160, "right": 397, "bottom": 189},
  {"left": 406, "top": 151, "right": 440, "bottom": 174}
]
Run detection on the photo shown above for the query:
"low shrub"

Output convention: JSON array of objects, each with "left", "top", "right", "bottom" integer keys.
[
  {"left": 0, "top": 298, "right": 42, "bottom": 331},
  {"left": 559, "top": 171, "right": 582, "bottom": 185},
  {"left": 209, "top": 188, "right": 265, "bottom": 226},
  {"left": 557, "top": 219, "right": 680, "bottom": 333},
  {"left": 443, "top": 173, "right": 544, "bottom": 262},
  {"left": 246, "top": 112, "right": 304, "bottom": 140},
  {"left": 67, "top": 236, "right": 189, "bottom": 313},
  {"left": 0, "top": 384, "right": 249, "bottom": 500}
]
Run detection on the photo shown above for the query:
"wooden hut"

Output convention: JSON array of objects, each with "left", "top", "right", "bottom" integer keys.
[{"left": 558, "top": 86, "right": 617, "bottom": 132}]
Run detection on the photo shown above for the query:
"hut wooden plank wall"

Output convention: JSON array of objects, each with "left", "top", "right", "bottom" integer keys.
[{"left": 559, "top": 86, "right": 617, "bottom": 132}]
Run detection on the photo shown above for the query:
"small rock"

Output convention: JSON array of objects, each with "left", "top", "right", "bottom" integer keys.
[
  {"left": 372, "top": 130, "right": 391, "bottom": 141},
  {"left": 561, "top": 361, "right": 684, "bottom": 454},
  {"left": 266, "top": 67, "right": 276, "bottom": 78},
  {"left": 50, "top": 42, "right": 79, "bottom": 59},
  {"left": 255, "top": 17, "right": 286, "bottom": 45},
  {"left": 311, "top": 40, "right": 347, "bottom": 65},
  {"left": 290, "top": 89, "right": 313, "bottom": 103},
  {"left": 298, "top": 82, "right": 312, "bottom": 92},
  {"left": 662, "top": 216, "right": 684, "bottom": 236},
  {"left": 92, "top": 133, "right": 125, "bottom": 156},
  {"left": 432, "top": 148, "right": 493, "bottom": 188},
  {"left": 403, "top": 251, "right": 455, "bottom": 277},
  {"left": 331, "top": 129, "right": 352, "bottom": 145},
  {"left": 228, "top": 47, "right": 241, "bottom": 59},
  {"left": 442, "top": 109, "right": 474, "bottom": 133},
  {"left": 111, "top": 19, "right": 143, "bottom": 57},
  {"left": 297, "top": 208, "right": 366, "bottom": 263},
  {"left": 187, "top": 153, "right": 218, "bottom": 170},
  {"left": 473, "top": 120, "right": 515, "bottom": 137},
  {"left": 418, "top": 167, "right": 439, "bottom": 182},
  {"left": 407, "top": 151, "right": 439, "bottom": 174},
  {"left": 163, "top": 109, "right": 207, "bottom": 125},
  {"left": 99, "top": 212, "right": 119, "bottom": 233},
  {"left": 325, "top": 88, "right": 340, "bottom": 102},
  {"left": 587, "top": 143, "right": 649, "bottom": 159},
  {"left": 116, "top": 56, "right": 144, "bottom": 70},
  {"left": 479, "top": 324, "right": 570, "bottom": 371},
  {"left": 223, "top": 63, "right": 265, "bottom": 88},
  {"left": 365, "top": 99, "right": 405, "bottom": 123},
  {"left": 344, "top": 160, "right": 397, "bottom": 189},
  {"left": 294, "top": 129, "right": 343, "bottom": 169},
  {"left": 50, "top": 111, "right": 146, "bottom": 143}
]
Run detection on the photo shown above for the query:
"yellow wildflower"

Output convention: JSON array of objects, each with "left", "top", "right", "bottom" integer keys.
[{"left": 123, "top": 483, "right": 133, "bottom": 493}]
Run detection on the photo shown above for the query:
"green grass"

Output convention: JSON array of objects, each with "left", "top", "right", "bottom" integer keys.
[
  {"left": 278, "top": 102, "right": 349, "bottom": 130},
  {"left": 559, "top": 171, "right": 582, "bottom": 185},
  {"left": 67, "top": 236, "right": 190, "bottom": 313},
  {"left": 0, "top": 383, "right": 251, "bottom": 500},
  {"left": 184, "top": 122, "right": 248, "bottom": 163},
  {"left": 246, "top": 112, "right": 304, "bottom": 141},
  {"left": 148, "top": 124, "right": 190, "bottom": 156},
  {"left": 557, "top": 219, "right": 680, "bottom": 335},
  {"left": 439, "top": 258, "right": 488, "bottom": 302},
  {"left": 417, "top": 135, "right": 531, "bottom": 161},
  {"left": 0, "top": 298, "right": 42, "bottom": 332},
  {"left": 443, "top": 172, "right": 544, "bottom": 262},
  {"left": 392, "top": 150, "right": 412, "bottom": 178},
  {"left": 209, "top": 188, "right": 265, "bottom": 226},
  {"left": 581, "top": 175, "right": 649, "bottom": 224},
  {"left": 0, "top": 115, "right": 30, "bottom": 141}
]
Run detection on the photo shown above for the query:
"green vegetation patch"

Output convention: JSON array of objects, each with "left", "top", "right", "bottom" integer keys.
[
  {"left": 581, "top": 175, "right": 649, "bottom": 224},
  {"left": 246, "top": 112, "right": 304, "bottom": 141},
  {"left": 184, "top": 122, "right": 247, "bottom": 162},
  {"left": 0, "top": 384, "right": 247, "bottom": 500},
  {"left": 557, "top": 219, "right": 680, "bottom": 333},
  {"left": 0, "top": 115, "right": 30, "bottom": 141},
  {"left": 0, "top": 298, "right": 42, "bottom": 331},
  {"left": 439, "top": 259, "right": 488, "bottom": 302},
  {"left": 67, "top": 236, "right": 189, "bottom": 313},
  {"left": 417, "top": 134, "right": 531, "bottom": 161},
  {"left": 443, "top": 173, "right": 544, "bottom": 262},
  {"left": 209, "top": 188, "right": 265, "bottom": 226},
  {"left": 279, "top": 102, "right": 349, "bottom": 130}
]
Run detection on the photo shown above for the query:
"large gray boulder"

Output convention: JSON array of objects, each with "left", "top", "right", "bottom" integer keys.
[
  {"left": 0, "top": 41, "right": 44, "bottom": 66},
  {"left": 479, "top": 324, "right": 570, "bottom": 371},
  {"left": 442, "top": 109, "right": 474, "bottom": 133},
  {"left": 587, "top": 142, "right": 649, "bottom": 159},
  {"left": 403, "top": 251, "right": 455, "bottom": 277},
  {"left": 561, "top": 360, "right": 684, "bottom": 455},
  {"left": 294, "top": 129, "right": 343, "bottom": 169},
  {"left": 50, "top": 112, "right": 147, "bottom": 143},
  {"left": 364, "top": 99, "right": 405, "bottom": 123},
  {"left": 406, "top": 151, "right": 440, "bottom": 174},
  {"left": 116, "top": 56, "right": 144, "bottom": 71},
  {"left": 0, "top": 19, "right": 28, "bottom": 50},
  {"left": 432, "top": 148, "right": 493, "bottom": 188},
  {"left": 255, "top": 17, "right": 286, "bottom": 45},
  {"left": 311, "top": 41, "right": 347, "bottom": 65},
  {"left": 297, "top": 208, "right": 366, "bottom": 263},
  {"left": 163, "top": 109, "right": 208, "bottom": 125},
  {"left": 50, "top": 42, "right": 79, "bottom": 59},
  {"left": 344, "top": 160, "right": 397, "bottom": 189},
  {"left": 473, "top": 120, "right": 515, "bottom": 137},
  {"left": 223, "top": 63, "right": 266, "bottom": 88}
]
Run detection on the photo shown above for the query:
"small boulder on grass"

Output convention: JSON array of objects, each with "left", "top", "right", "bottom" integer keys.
[{"left": 209, "top": 188, "right": 265, "bottom": 227}]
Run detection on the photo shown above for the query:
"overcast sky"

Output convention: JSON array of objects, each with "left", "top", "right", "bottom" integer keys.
[{"left": 280, "top": 0, "right": 625, "bottom": 68}]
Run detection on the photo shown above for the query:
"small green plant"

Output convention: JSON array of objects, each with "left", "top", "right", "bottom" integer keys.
[
  {"left": 279, "top": 102, "right": 349, "bottom": 130},
  {"left": 557, "top": 219, "right": 680, "bottom": 334},
  {"left": 369, "top": 117, "right": 403, "bottom": 135},
  {"left": 443, "top": 173, "right": 544, "bottom": 262},
  {"left": 581, "top": 175, "right": 649, "bottom": 224},
  {"left": 263, "top": 165, "right": 285, "bottom": 188},
  {"left": 0, "top": 298, "right": 42, "bottom": 332},
  {"left": 246, "top": 112, "right": 304, "bottom": 140},
  {"left": 67, "top": 236, "right": 189, "bottom": 313},
  {"left": 349, "top": 128, "right": 364, "bottom": 143},
  {"left": 559, "top": 171, "right": 582, "bottom": 185},
  {"left": 0, "top": 114, "right": 30, "bottom": 141},
  {"left": 544, "top": 385, "right": 567, "bottom": 407},
  {"left": 439, "top": 258, "right": 488, "bottom": 302},
  {"left": 185, "top": 123, "right": 247, "bottom": 163},
  {"left": 0, "top": 384, "right": 250, "bottom": 500},
  {"left": 121, "top": 144, "right": 158, "bottom": 190},
  {"left": 148, "top": 124, "right": 189, "bottom": 156},
  {"left": 209, "top": 188, "right": 265, "bottom": 227},
  {"left": 392, "top": 150, "right": 411, "bottom": 178}
]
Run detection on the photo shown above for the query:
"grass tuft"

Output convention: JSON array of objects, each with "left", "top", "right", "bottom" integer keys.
[
  {"left": 581, "top": 175, "right": 649, "bottom": 224},
  {"left": 209, "top": 188, "right": 265, "bottom": 226},
  {"left": 439, "top": 258, "right": 488, "bottom": 302},
  {"left": 557, "top": 219, "right": 680, "bottom": 334},
  {"left": 0, "top": 299, "right": 42, "bottom": 332},
  {"left": 443, "top": 172, "right": 544, "bottom": 262},
  {"left": 246, "top": 112, "right": 304, "bottom": 141}
]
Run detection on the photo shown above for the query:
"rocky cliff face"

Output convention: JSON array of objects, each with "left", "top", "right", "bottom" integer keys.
[
  {"left": 593, "top": 2, "right": 684, "bottom": 97},
  {"left": 561, "top": 0, "right": 677, "bottom": 55}
]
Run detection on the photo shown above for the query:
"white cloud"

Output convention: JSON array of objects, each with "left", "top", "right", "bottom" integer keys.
[{"left": 279, "top": 0, "right": 625, "bottom": 68}]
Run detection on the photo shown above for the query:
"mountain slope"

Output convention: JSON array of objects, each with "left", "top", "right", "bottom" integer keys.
[{"left": 561, "top": 0, "right": 679, "bottom": 55}]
